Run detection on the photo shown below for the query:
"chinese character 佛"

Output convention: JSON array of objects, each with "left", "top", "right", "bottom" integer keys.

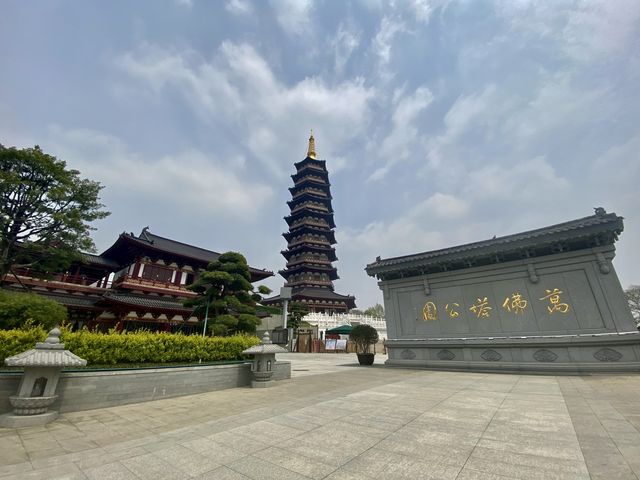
[
  {"left": 445, "top": 303, "right": 460, "bottom": 318},
  {"left": 539, "top": 288, "right": 570, "bottom": 314},
  {"left": 422, "top": 301, "right": 437, "bottom": 321},
  {"left": 469, "top": 297, "right": 492, "bottom": 318},
  {"left": 502, "top": 293, "right": 528, "bottom": 314}
]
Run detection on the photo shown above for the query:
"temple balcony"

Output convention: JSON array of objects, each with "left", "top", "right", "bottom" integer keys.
[
  {"left": 2, "top": 270, "right": 108, "bottom": 294},
  {"left": 112, "top": 275, "right": 198, "bottom": 298}
]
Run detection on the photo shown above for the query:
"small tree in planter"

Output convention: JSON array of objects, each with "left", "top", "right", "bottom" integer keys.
[{"left": 349, "top": 324, "right": 379, "bottom": 366}]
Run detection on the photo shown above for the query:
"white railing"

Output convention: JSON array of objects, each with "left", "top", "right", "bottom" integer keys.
[{"left": 303, "top": 312, "right": 387, "bottom": 338}]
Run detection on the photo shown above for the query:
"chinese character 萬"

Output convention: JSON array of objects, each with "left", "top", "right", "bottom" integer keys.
[
  {"left": 422, "top": 301, "right": 437, "bottom": 321},
  {"left": 539, "top": 288, "right": 570, "bottom": 314},
  {"left": 445, "top": 303, "right": 460, "bottom": 318},
  {"left": 469, "top": 297, "right": 492, "bottom": 318},
  {"left": 502, "top": 293, "right": 528, "bottom": 314}
]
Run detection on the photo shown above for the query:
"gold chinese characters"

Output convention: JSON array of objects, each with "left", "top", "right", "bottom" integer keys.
[{"left": 420, "top": 288, "right": 570, "bottom": 321}]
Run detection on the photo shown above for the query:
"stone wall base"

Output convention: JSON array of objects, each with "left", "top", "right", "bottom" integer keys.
[
  {"left": 385, "top": 332, "right": 640, "bottom": 373},
  {"left": 0, "top": 361, "right": 291, "bottom": 415}
]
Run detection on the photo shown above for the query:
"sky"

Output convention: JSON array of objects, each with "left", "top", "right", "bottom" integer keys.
[{"left": 2, "top": 0, "right": 639, "bottom": 309}]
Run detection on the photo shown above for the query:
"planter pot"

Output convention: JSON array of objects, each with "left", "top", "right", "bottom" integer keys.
[{"left": 357, "top": 353, "right": 375, "bottom": 366}]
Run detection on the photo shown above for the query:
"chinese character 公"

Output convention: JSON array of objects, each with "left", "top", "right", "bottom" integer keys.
[
  {"left": 445, "top": 303, "right": 460, "bottom": 318},
  {"left": 422, "top": 301, "right": 437, "bottom": 321},
  {"left": 502, "top": 293, "right": 528, "bottom": 314},
  {"left": 539, "top": 288, "right": 570, "bottom": 314},
  {"left": 469, "top": 297, "right": 492, "bottom": 318}
]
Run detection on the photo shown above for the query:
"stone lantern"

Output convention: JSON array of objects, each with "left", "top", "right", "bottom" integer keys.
[
  {"left": 242, "top": 331, "right": 287, "bottom": 388},
  {"left": 0, "top": 327, "right": 87, "bottom": 427}
]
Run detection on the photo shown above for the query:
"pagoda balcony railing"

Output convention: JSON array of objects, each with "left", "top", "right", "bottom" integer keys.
[
  {"left": 286, "top": 257, "right": 331, "bottom": 267},
  {"left": 298, "top": 162, "right": 325, "bottom": 172},
  {"left": 285, "top": 279, "right": 334, "bottom": 287},
  {"left": 288, "top": 238, "right": 331, "bottom": 248},
  {"left": 5, "top": 268, "right": 104, "bottom": 290},
  {"left": 291, "top": 188, "right": 328, "bottom": 200},
  {"left": 290, "top": 206, "right": 329, "bottom": 217},
  {"left": 293, "top": 175, "right": 326, "bottom": 186},
  {"left": 113, "top": 275, "right": 197, "bottom": 296},
  {"left": 290, "top": 218, "right": 330, "bottom": 229}
]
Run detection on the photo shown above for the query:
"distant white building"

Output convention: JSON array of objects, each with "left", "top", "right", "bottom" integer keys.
[{"left": 303, "top": 312, "right": 387, "bottom": 340}]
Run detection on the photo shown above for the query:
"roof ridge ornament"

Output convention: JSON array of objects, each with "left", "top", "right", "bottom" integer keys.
[{"left": 307, "top": 130, "right": 316, "bottom": 159}]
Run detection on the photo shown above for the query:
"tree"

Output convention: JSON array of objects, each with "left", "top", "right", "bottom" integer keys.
[
  {"left": 287, "top": 301, "right": 309, "bottom": 330},
  {"left": 349, "top": 324, "right": 379, "bottom": 354},
  {"left": 364, "top": 303, "right": 385, "bottom": 318},
  {"left": 0, "top": 290, "right": 67, "bottom": 330},
  {"left": 625, "top": 285, "right": 640, "bottom": 321},
  {"left": 349, "top": 309, "right": 364, "bottom": 315},
  {"left": 0, "top": 144, "right": 110, "bottom": 282},
  {"left": 186, "top": 252, "right": 266, "bottom": 336}
]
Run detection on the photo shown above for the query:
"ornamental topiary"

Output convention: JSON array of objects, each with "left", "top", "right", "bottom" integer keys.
[{"left": 349, "top": 324, "right": 379, "bottom": 354}]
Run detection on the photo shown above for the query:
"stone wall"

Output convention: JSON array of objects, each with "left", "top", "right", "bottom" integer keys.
[
  {"left": 380, "top": 246, "right": 640, "bottom": 372},
  {"left": 0, "top": 361, "right": 290, "bottom": 414}
]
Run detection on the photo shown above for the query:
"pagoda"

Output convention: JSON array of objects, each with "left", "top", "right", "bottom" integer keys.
[{"left": 265, "top": 134, "right": 356, "bottom": 313}]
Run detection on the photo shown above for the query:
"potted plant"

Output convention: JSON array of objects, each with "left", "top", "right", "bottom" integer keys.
[{"left": 349, "top": 324, "right": 379, "bottom": 366}]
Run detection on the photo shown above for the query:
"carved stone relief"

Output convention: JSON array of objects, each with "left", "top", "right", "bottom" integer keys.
[
  {"left": 594, "top": 348, "right": 622, "bottom": 362},
  {"left": 437, "top": 350, "right": 455, "bottom": 361},
  {"left": 481, "top": 349, "right": 502, "bottom": 361},
  {"left": 533, "top": 349, "right": 558, "bottom": 362},
  {"left": 400, "top": 349, "right": 416, "bottom": 360}
]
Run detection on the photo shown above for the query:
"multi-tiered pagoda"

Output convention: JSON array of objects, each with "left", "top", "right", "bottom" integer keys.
[{"left": 265, "top": 134, "right": 356, "bottom": 314}]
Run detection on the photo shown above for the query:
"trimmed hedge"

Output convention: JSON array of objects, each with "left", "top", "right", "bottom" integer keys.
[{"left": 0, "top": 328, "right": 260, "bottom": 365}]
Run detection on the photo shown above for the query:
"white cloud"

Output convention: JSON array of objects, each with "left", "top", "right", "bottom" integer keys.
[
  {"left": 116, "top": 41, "right": 376, "bottom": 178},
  {"left": 225, "top": 0, "right": 252, "bottom": 15},
  {"left": 270, "top": 0, "right": 313, "bottom": 35},
  {"left": 332, "top": 23, "right": 361, "bottom": 75},
  {"left": 175, "top": 0, "right": 193, "bottom": 7},
  {"left": 45, "top": 126, "right": 273, "bottom": 220},
  {"left": 372, "top": 16, "right": 407, "bottom": 67},
  {"left": 369, "top": 85, "right": 434, "bottom": 181},
  {"left": 420, "top": 193, "right": 469, "bottom": 218}
]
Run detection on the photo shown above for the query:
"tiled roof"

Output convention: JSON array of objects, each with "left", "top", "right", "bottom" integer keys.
[
  {"left": 103, "top": 291, "right": 193, "bottom": 313},
  {"left": 366, "top": 210, "right": 624, "bottom": 278},
  {"left": 77, "top": 253, "right": 120, "bottom": 269}
]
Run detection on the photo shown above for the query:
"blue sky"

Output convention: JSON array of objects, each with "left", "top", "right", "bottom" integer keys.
[{"left": 2, "top": 0, "right": 639, "bottom": 309}]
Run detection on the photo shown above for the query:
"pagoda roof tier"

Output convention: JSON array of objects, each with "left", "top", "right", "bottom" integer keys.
[
  {"left": 290, "top": 186, "right": 332, "bottom": 202},
  {"left": 100, "top": 229, "right": 273, "bottom": 282},
  {"left": 284, "top": 227, "right": 336, "bottom": 244},
  {"left": 281, "top": 244, "right": 337, "bottom": 261},
  {"left": 289, "top": 181, "right": 331, "bottom": 197},
  {"left": 294, "top": 156, "right": 327, "bottom": 171},
  {"left": 285, "top": 209, "right": 336, "bottom": 229},
  {"left": 279, "top": 263, "right": 339, "bottom": 280},
  {"left": 292, "top": 174, "right": 331, "bottom": 189},
  {"left": 288, "top": 192, "right": 333, "bottom": 210},
  {"left": 291, "top": 164, "right": 329, "bottom": 183},
  {"left": 262, "top": 287, "right": 356, "bottom": 310}
]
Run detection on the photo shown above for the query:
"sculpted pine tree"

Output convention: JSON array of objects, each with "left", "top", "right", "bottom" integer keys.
[
  {"left": 0, "top": 144, "right": 109, "bottom": 282},
  {"left": 287, "top": 301, "right": 310, "bottom": 330},
  {"left": 186, "top": 252, "right": 266, "bottom": 336}
]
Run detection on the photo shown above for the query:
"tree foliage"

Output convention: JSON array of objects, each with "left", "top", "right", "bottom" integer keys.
[
  {"left": 625, "top": 285, "right": 640, "bottom": 321},
  {"left": 0, "top": 144, "right": 110, "bottom": 281},
  {"left": 0, "top": 289, "right": 67, "bottom": 330},
  {"left": 349, "top": 324, "right": 379, "bottom": 354},
  {"left": 287, "top": 301, "right": 309, "bottom": 330},
  {"left": 186, "top": 252, "right": 267, "bottom": 336},
  {"left": 364, "top": 303, "right": 385, "bottom": 318}
]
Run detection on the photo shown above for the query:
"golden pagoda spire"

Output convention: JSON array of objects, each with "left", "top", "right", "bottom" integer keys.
[{"left": 307, "top": 130, "right": 316, "bottom": 159}]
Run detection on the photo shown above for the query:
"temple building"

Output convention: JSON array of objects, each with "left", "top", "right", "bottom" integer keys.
[
  {"left": 3, "top": 229, "right": 272, "bottom": 332},
  {"left": 264, "top": 134, "right": 356, "bottom": 314}
]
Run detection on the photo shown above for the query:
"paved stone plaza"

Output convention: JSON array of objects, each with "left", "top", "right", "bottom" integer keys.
[{"left": 1, "top": 354, "right": 639, "bottom": 479}]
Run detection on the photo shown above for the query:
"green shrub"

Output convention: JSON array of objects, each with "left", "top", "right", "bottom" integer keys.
[
  {"left": 0, "top": 328, "right": 259, "bottom": 365},
  {"left": 0, "top": 290, "right": 67, "bottom": 330},
  {"left": 349, "top": 324, "right": 379, "bottom": 354},
  {"left": 0, "top": 326, "right": 48, "bottom": 361}
]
